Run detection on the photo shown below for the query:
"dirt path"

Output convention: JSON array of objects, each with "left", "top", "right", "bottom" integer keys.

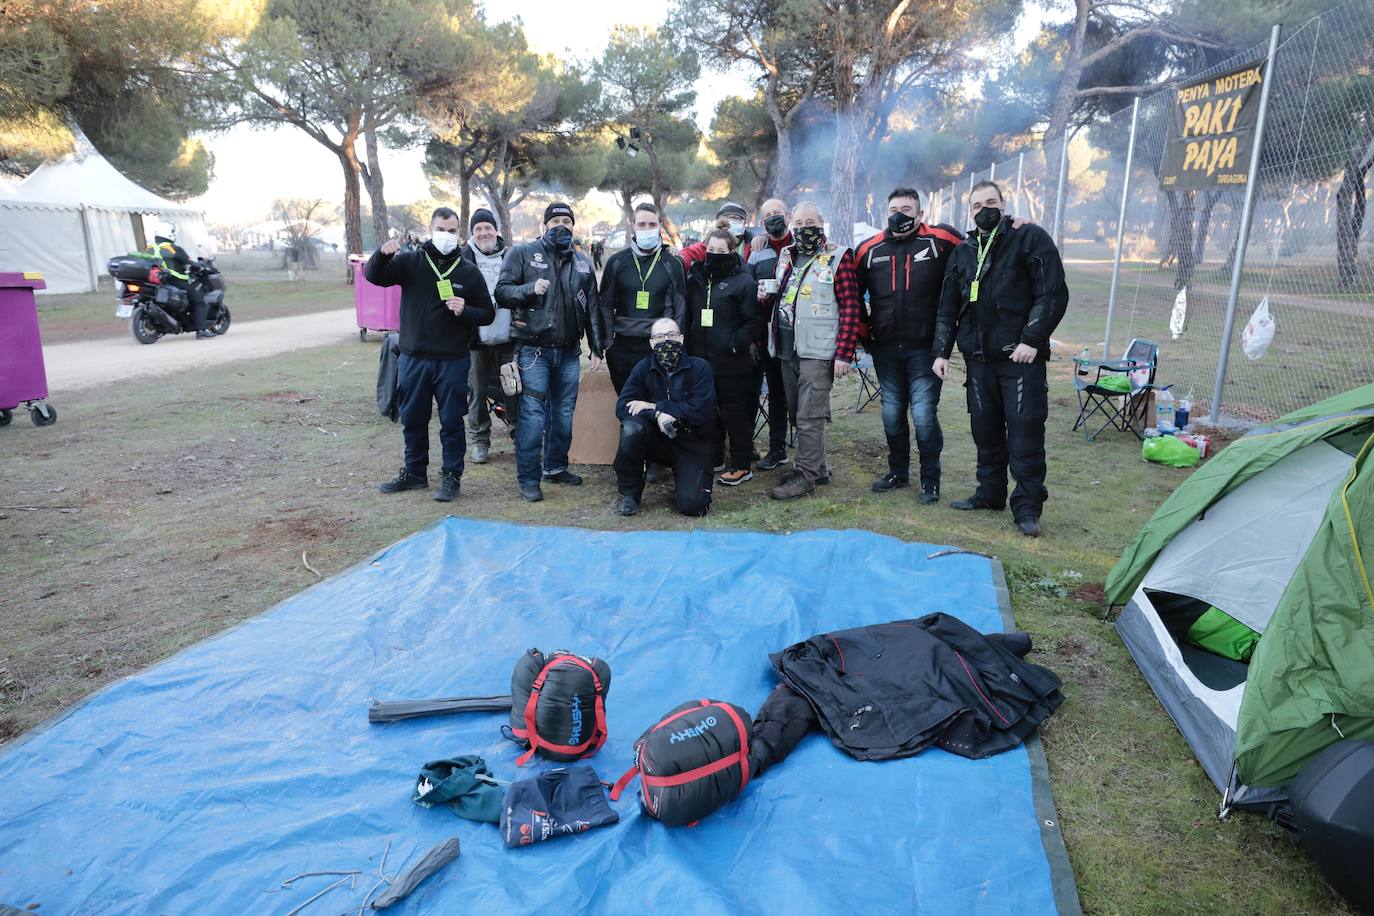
[{"left": 43, "top": 308, "right": 361, "bottom": 393}]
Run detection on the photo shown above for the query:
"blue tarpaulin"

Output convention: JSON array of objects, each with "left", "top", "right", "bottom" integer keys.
[{"left": 0, "top": 519, "right": 1078, "bottom": 914}]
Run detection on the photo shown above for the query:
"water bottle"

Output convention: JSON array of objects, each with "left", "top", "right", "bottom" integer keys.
[
  {"left": 1175, "top": 390, "right": 1192, "bottom": 432},
  {"left": 1156, "top": 385, "right": 1175, "bottom": 434},
  {"left": 1077, "top": 347, "right": 1090, "bottom": 376}
]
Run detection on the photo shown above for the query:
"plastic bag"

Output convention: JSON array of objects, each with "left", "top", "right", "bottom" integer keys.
[
  {"left": 1242, "top": 297, "right": 1274, "bottom": 361},
  {"left": 1142, "top": 435, "right": 1201, "bottom": 468},
  {"left": 480, "top": 307, "right": 513, "bottom": 345},
  {"left": 1169, "top": 287, "right": 1188, "bottom": 339},
  {"left": 1096, "top": 374, "right": 1131, "bottom": 393}
]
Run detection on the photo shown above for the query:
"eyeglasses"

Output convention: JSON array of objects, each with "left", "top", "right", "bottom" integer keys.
[{"left": 650, "top": 333, "right": 682, "bottom": 342}]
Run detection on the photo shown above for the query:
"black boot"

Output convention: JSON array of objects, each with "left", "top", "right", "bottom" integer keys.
[
  {"left": 379, "top": 469, "right": 427, "bottom": 493},
  {"left": 433, "top": 472, "right": 460, "bottom": 502}
]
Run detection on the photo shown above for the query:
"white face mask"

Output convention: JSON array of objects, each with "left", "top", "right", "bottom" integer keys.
[
  {"left": 635, "top": 229, "right": 661, "bottom": 251},
  {"left": 728, "top": 219, "right": 745, "bottom": 236},
  {"left": 430, "top": 230, "right": 459, "bottom": 256}
]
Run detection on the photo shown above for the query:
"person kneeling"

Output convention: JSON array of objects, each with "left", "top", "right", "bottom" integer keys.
[{"left": 613, "top": 319, "right": 717, "bottom": 517}]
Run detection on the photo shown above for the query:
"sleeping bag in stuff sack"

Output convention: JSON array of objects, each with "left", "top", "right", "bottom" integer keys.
[
  {"left": 609, "top": 699, "right": 753, "bottom": 827},
  {"left": 509, "top": 649, "right": 611, "bottom": 766}
]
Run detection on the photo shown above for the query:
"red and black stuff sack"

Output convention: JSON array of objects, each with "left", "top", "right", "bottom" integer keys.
[
  {"left": 610, "top": 699, "right": 752, "bottom": 827},
  {"left": 508, "top": 649, "right": 611, "bottom": 766}
]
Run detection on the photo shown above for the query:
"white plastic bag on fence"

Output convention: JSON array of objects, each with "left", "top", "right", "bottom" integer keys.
[
  {"left": 1242, "top": 296, "right": 1275, "bottom": 360},
  {"left": 1170, "top": 287, "right": 1188, "bottom": 339}
]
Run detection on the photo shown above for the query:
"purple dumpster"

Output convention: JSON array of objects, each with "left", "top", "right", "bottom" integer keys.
[
  {"left": 350, "top": 255, "right": 401, "bottom": 342},
  {"left": 0, "top": 271, "right": 56, "bottom": 428}
]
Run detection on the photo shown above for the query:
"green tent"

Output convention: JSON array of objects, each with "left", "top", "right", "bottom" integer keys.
[{"left": 1107, "top": 384, "right": 1374, "bottom": 807}]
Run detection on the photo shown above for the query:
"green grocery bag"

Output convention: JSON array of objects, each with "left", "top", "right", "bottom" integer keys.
[
  {"left": 1142, "top": 435, "right": 1200, "bottom": 468},
  {"left": 1096, "top": 374, "right": 1131, "bottom": 393}
]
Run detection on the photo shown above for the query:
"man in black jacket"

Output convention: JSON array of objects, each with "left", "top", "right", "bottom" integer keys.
[
  {"left": 856, "top": 187, "right": 963, "bottom": 503},
  {"left": 365, "top": 206, "right": 495, "bottom": 502},
  {"left": 933, "top": 180, "right": 1069, "bottom": 537},
  {"left": 495, "top": 202, "right": 604, "bottom": 503},
  {"left": 597, "top": 202, "right": 687, "bottom": 393},
  {"left": 612, "top": 318, "right": 717, "bottom": 517},
  {"left": 148, "top": 223, "right": 214, "bottom": 339}
]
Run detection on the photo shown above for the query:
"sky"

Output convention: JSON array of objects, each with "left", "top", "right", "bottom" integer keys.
[{"left": 186, "top": 0, "right": 1050, "bottom": 226}]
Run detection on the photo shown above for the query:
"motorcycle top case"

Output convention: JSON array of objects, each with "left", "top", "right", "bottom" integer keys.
[
  {"left": 108, "top": 255, "right": 155, "bottom": 282},
  {"left": 1289, "top": 739, "right": 1374, "bottom": 911},
  {"left": 509, "top": 649, "right": 611, "bottom": 765},
  {"left": 610, "top": 699, "right": 753, "bottom": 827}
]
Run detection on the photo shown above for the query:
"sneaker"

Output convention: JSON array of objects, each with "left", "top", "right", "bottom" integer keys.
[
  {"left": 433, "top": 473, "right": 460, "bottom": 502},
  {"left": 755, "top": 449, "right": 788, "bottom": 471},
  {"left": 770, "top": 472, "right": 816, "bottom": 500},
  {"left": 544, "top": 470, "right": 582, "bottom": 486},
  {"left": 872, "top": 472, "right": 909, "bottom": 493},
  {"left": 918, "top": 484, "right": 940, "bottom": 505},
  {"left": 1017, "top": 518, "right": 1042, "bottom": 537},
  {"left": 615, "top": 495, "right": 640, "bottom": 516},
  {"left": 195, "top": 329, "right": 215, "bottom": 339},
  {"left": 378, "top": 469, "right": 427, "bottom": 493},
  {"left": 519, "top": 482, "right": 544, "bottom": 502},
  {"left": 471, "top": 443, "right": 490, "bottom": 464},
  {"left": 951, "top": 495, "right": 1005, "bottom": 511},
  {"left": 718, "top": 469, "right": 753, "bottom": 487}
]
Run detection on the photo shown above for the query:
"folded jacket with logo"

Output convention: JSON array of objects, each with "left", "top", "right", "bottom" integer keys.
[{"left": 761, "top": 614, "right": 1063, "bottom": 765}]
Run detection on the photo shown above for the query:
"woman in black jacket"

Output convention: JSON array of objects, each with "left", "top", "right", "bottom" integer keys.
[{"left": 686, "top": 229, "right": 763, "bottom": 486}]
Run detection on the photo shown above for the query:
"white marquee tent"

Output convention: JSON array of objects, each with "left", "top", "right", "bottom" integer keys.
[{"left": 0, "top": 146, "right": 211, "bottom": 294}]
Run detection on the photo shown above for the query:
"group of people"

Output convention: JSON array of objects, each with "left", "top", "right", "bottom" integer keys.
[{"left": 364, "top": 180, "right": 1068, "bottom": 536}]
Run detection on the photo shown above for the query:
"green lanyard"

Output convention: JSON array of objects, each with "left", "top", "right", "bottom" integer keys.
[
  {"left": 782, "top": 253, "right": 820, "bottom": 305},
  {"left": 632, "top": 247, "right": 661, "bottom": 309},
  {"left": 970, "top": 225, "right": 1000, "bottom": 303},
  {"left": 425, "top": 252, "right": 460, "bottom": 300},
  {"left": 701, "top": 282, "right": 715, "bottom": 328}
]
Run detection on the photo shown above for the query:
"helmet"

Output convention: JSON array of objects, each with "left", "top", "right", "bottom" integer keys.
[{"left": 153, "top": 220, "right": 177, "bottom": 241}]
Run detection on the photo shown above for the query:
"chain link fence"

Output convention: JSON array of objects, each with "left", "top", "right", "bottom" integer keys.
[{"left": 933, "top": 0, "right": 1374, "bottom": 425}]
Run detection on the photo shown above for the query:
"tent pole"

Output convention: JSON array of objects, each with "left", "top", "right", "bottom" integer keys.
[{"left": 78, "top": 205, "right": 98, "bottom": 293}]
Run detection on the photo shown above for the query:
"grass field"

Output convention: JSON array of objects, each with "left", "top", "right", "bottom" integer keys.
[{"left": 0, "top": 289, "right": 1354, "bottom": 913}]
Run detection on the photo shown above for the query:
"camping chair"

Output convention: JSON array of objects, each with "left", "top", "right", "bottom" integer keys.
[
  {"left": 755, "top": 374, "right": 797, "bottom": 448},
  {"left": 853, "top": 349, "right": 882, "bottom": 413},
  {"left": 1072, "top": 338, "right": 1158, "bottom": 441}
]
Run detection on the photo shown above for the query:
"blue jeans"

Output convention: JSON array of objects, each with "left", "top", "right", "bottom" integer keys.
[
  {"left": 397, "top": 353, "right": 470, "bottom": 478},
  {"left": 870, "top": 342, "right": 943, "bottom": 486},
  {"left": 514, "top": 345, "right": 581, "bottom": 486}
]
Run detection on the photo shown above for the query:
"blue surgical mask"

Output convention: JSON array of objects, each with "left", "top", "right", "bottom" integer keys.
[{"left": 635, "top": 229, "right": 661, "bottom": 251}]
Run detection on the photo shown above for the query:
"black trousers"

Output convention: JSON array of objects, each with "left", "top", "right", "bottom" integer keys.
[
  {"left": 167, "top": 277, "right": 207, "bottom": 331},
  {"left": 613, "top": 415, "right": 714, "bottom": 516},
  {"left": 964, "top": 358, "right": 1049, "bottom": 521},
  {"left": 755, "top": 351, "right": 792, "bottom": 453},
  {"left": 607, "top": 336, "right": 651, "bottom": 394},
  {"left": 397, "top": 353, "right": 470, "bottom": 478},
  {"left": 712, "top": 364, "right": 755, "bottom": 471}
]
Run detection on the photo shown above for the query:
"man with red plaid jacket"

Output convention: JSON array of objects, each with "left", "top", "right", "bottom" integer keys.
[{"left": 761, "top": 201, "right": 863, "bottom": 500}]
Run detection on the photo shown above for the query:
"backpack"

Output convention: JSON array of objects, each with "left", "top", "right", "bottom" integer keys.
[
  {"left": 610, "top": 699, "right": 752, "bottom": 827},
  {"left": 508, "top": 649, "right": 611, "bottom": 766},
  {"left": 376, "top": 331, "right": 400, "bottom": 422}
]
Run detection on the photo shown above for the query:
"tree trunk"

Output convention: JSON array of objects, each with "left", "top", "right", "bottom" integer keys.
[
  {"left": 643, "top": 139, "right": 682, "bottom": 247},
  {"left": 337, "top": 135, "right": 364, "bottom": 282},
  {"left": 459, "top": 167, "right": 472, "bottom": 239},
  {"left": 1045, "top": 0, "right": 1091, "bottom": 143},
  {"left": 1192, "top": 191, "right": 1221, "bottom": 266},
  {"left": 773, "top": 121, "right": 794, "bottom": 200},
  {"left": 1167, "top": 190, "right": 1197, "bottom": 289},
  {"left": 363, "top": 129, "right": 388, "bottom": 246}
]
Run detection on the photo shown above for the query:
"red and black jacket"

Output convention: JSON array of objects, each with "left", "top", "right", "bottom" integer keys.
[{"left": 855, "top": 224, "right": 962, "bottom": 350}]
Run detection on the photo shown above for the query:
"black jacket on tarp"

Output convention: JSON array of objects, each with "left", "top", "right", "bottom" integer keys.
[{"left": 764, "top": 613, "right": 1062, "bottom": 763}]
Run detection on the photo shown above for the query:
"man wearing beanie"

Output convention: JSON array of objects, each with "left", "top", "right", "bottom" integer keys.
[
  {"left": 462, "top": 208, "right": 516, "bottom": 464},
  {"left": 365, "top": 206, "right": 496, "bottom": 503},
  {"left": 495, "top": 201, "right": 604, "bottom": 502},
  {"left": 596, "top": 201, "right": 687, "bottom": 394}
]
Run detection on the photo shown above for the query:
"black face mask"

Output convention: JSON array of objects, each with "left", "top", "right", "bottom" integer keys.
[
  {"left": 974, "top": 207, "right": 1003, "bottom": 233},
  {"left": 794, "top": 226, "right": 824, "bottom": 256},
  {"left": 763, "top": 215, "right": 788, "bottom": 238},
  {"left": 888, "top": 211, "right": 916, "bottom": 235},
  {"left": 544, "top": 225, "right": 574, "bottom": 252},
  {"left": 653, "top": 339, "right": 684, "bottom": 374},
  {"left": 705, "top": 252, "right": 735, "bottom": 279}
]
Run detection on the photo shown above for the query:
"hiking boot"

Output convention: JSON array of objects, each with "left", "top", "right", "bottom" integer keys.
[
  {"left": 771, "top": 472, "right": 816, "bottom": 500},
  {"left": 196, "top": 329, "right": 216, "bottom": 339},
  {"left": 918, "top": 484, "right": 940, "bottom": 505},
  {"left": 519, "top": 482, "right": 544, "bottom": 502},
  {"left": 755, "top": 449, "right": 788, "bottom": 471},
  {"left": 615, "top": 494, "right": 640, "bottom": 516},
  {"left": 379, "top": 469, "right": 427, "bottom": 493},
  {"left": 951, "top": 495, "right": 1005, "bottom": 511},
  {"left": 718, "top": 469, "right": 753, "bottom": 487},
  {"left": 544, "top": 470, "right": 583, "bottom": 486},
  {"left": 1016, "top": 517, "right": 1042, "bottom": 538},
  {"left": 471, "top": 443, "right": 490, "bottom": 464},
  {"left": 433, "top": 473, "right": 461, "bottom": 502},
  {"left": 872, "top": 472, "right": 909, "bottom": 493}
]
